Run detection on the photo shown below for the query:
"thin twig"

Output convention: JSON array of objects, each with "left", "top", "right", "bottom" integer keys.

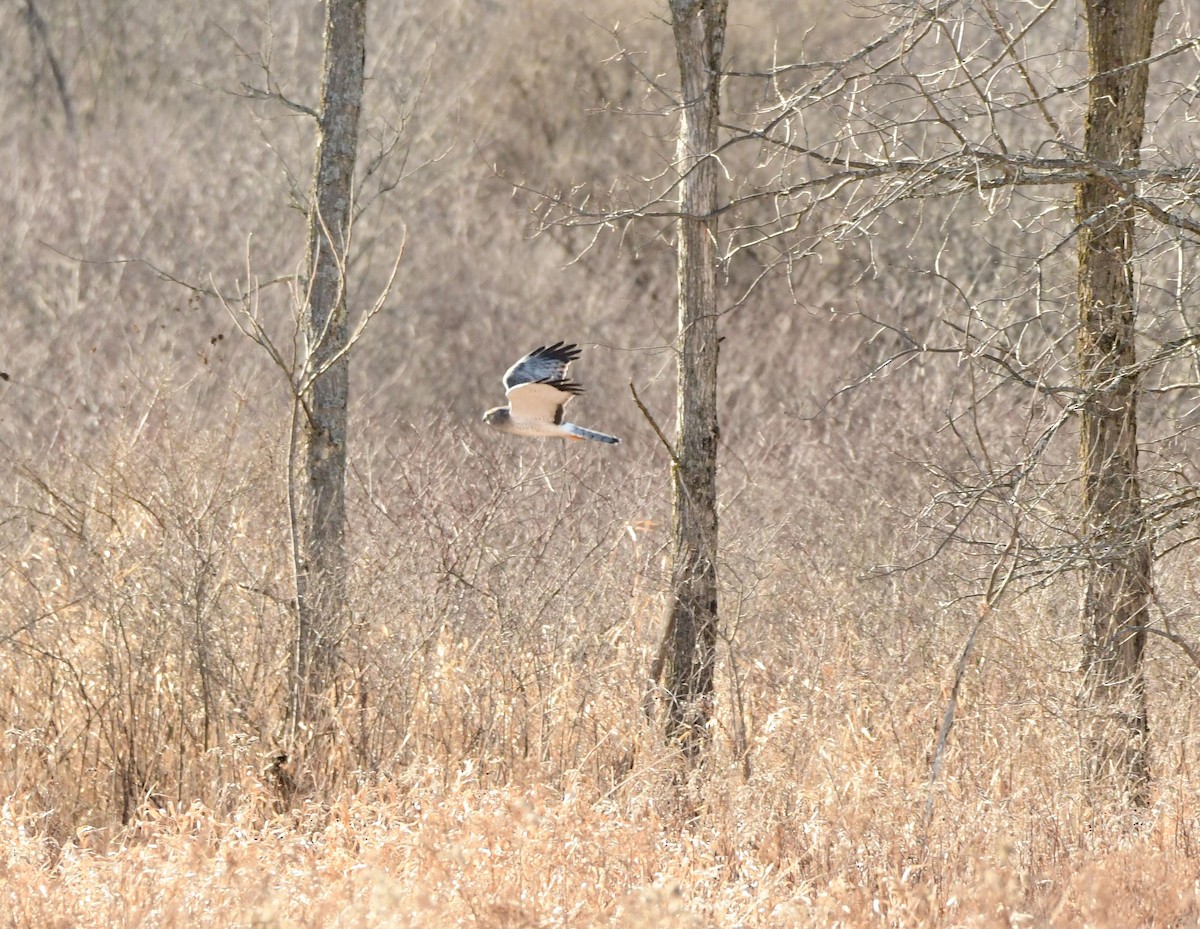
[
  {"left": 924, "top": 524, "right": 1021, "bottom": 827},
  {"left": 629, "top": 381, "right": 679, "bottom": 467}
]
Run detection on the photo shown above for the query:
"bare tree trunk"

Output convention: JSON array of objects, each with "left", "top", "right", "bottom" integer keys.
[
  {"left": 657, "top": 0, "right": 727, "bottom": 758},
  {"left": 290, "top": 0, "right": 367, "bottom": 740},
  {"left": 1076, "top": 0, "right": 1161, "bottom": 805}
]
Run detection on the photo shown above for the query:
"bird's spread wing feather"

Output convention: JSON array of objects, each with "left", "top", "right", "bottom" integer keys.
[
  {"left": 507, "top": 380, "right": 581, "bottom": 425},
  {"left": 502, "top": 342, "right": 581, "bottom": 393}
]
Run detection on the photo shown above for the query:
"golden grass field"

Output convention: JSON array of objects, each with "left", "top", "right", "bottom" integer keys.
[
  {"left": 4, "top": 0, "right": 1200, "bottom": 925},
  {"left": 3, "top": 418, "right": 1199, "bottom": 927},
  {"left": 4, "top": 607, "right": 1199, "bottom": 928}
]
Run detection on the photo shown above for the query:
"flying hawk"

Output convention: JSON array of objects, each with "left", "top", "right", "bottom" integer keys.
[{"left": 482, "top": 342, "right": 620, "bottom": 444}]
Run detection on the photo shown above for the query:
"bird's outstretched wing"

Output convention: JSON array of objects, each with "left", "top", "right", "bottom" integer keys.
[
  {"left": 502, "top": 342, "right": 581, "bottom": 392},
  {"left": 504, "top": 343, "right": 584, "bottom": 425}
]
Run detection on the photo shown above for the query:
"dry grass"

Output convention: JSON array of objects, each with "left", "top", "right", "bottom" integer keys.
[
  {"left": 3, "top": 401, "right": 1200, "bottom": 927},
  {"left": 4, "top": 0, "right": 1200, "bottom": 925},
  {"left": 6, "top": 778, "right": 1198, "bottom": 928},
  {"left": 3, "top": 614, "right": 1199, "bottom": 928}
]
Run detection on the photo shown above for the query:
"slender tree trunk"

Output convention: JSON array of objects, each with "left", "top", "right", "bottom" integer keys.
[
  {"left": 291, "top": 0, "right": 367, "bottom": 738},
  {"left": 1076, "top": 0, "right": 1161, "bottom": 805},
  {"left": 658, "top": 0, "right": 727, "bottom": 757}
]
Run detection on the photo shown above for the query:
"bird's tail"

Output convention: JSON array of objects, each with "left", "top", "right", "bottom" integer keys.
[{"left": 563, "top": 422, "right": 620, "bottom": 445}]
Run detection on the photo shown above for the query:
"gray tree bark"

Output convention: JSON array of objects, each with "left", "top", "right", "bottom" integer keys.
[
  {"left": 657, "top": 0, "right": 727, "bottom": 757},
  {"left": 291, "top": 0, "right": 367, "bottom": 737},
  {"left": 1076, "top": 0, "right": 1161, "bottom": 805}
]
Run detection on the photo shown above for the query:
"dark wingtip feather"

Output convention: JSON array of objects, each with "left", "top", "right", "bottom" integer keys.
[
  {"left": 547, "top": 378, "right": 584, "bottom": 395},
  {"left": 532, "top": 341, "right": 582, "bottom": 363}
]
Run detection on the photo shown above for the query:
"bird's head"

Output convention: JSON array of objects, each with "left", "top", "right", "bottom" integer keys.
[{"left": 482, "top": 407, "right": 509, "bottom": 428}]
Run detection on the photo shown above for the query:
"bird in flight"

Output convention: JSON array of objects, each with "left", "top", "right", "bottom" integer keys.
[{"left": 482, "top": 342, "right": 620, "bottom": 445}]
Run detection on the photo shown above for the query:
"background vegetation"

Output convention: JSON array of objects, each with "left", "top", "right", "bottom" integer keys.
[{"left": 2, "top": 0, "right": 1198, "bottom": 925}]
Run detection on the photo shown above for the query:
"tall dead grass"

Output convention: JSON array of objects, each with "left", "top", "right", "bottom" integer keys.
[
  {"left": 3, "top": 0, "right": 1200, "bottom": 925},
  {"left": 3, "top": 383, "right": 1199, "bottom": 926}
]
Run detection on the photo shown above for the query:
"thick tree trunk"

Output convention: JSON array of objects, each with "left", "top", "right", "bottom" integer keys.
[
  {"left": 659, "top": 0, "right": 727, "bottom": 757},
  {"left": 1076, "top": 0, "right": 1161, "bottom": 805},
  {"left": 291, "top": 0, "right": 367, "bottom": 737}
]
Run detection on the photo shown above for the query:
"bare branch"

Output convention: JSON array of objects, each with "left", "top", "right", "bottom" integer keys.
[
  {"left": 236, "top": 81, "right": 318, "bottom": 119},
  {"left": 629, "top": 381, "right": 679, "bottom": 467},
  {"left": 924, "top": 525, "right": 1021, "bottom": 827}
]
